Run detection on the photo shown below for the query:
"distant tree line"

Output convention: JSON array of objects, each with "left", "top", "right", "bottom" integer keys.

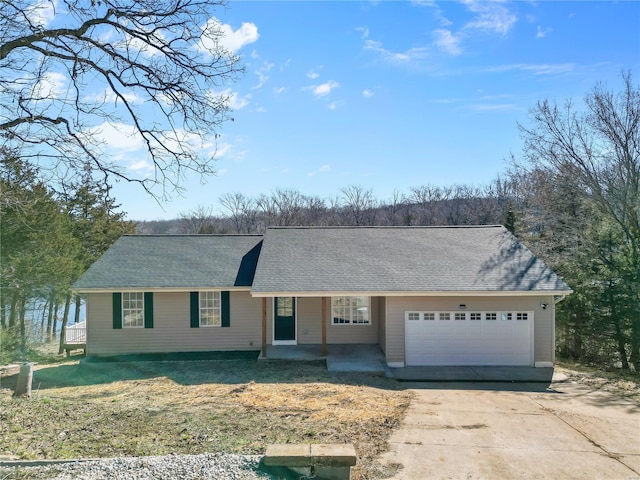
[{"left": 138, "top": 183, "right": 517, "bottom": 235}]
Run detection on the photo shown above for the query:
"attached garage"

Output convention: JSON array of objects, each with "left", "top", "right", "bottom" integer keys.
[{"left": 405, "top": 310, "right": 533, "bottom": 366}]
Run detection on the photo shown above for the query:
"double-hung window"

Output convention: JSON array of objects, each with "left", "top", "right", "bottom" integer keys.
[
  {"left": 122, "top": 292, "right": 144, "bottom": 328},
  {"left": 199, "top": 291, "right": 221, "bottom": 327},
  {"left": 332, "top": 296, "right": 370, "bottom": 325}
]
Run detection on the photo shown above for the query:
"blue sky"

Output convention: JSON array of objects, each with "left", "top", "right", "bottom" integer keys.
[{"left": 105, "top": 1, "right": 640, "bottom": 220}]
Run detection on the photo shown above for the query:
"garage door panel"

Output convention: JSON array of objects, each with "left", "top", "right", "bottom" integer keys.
[{"left": 405, "top": 310, "right": 532, "bottom": 366}]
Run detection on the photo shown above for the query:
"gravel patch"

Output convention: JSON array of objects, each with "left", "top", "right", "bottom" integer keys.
[{"left": 0, "top": 453, "right": 274, "bottom": 480}]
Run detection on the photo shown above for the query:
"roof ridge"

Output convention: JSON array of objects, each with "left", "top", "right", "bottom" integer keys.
[
  {"left": 123, "top": 234, "right": 264, "bottom": 237},
  {"left": 265, "top": 225, "right": 504, "bottom": 230}
]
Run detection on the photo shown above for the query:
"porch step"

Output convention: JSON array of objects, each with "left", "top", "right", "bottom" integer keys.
[{"left": 263, "top": 444, "right": 357, "bottom": 480}]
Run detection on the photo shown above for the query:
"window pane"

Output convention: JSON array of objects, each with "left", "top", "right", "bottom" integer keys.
[
  {"left": 200, "top": 291, "right": 221, "bottom": 327},
  {"left": 439, "top": 313, "right": 450, "bottom": 320},
  {"left": 424, "top": 313, "right": 435, "bottom": 320},
  {"left": 332, "top": 296, "right": 370, "bottom": 325},
  {"left": 122, "top": 292, "right": 144, "bottom": 328}
]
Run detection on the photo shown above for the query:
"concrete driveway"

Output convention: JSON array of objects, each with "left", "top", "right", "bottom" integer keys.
[{"left": 379, "top": 381, "right": 640, "bottom": 479}]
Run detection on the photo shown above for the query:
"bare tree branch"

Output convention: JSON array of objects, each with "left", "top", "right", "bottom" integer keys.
[{"left": 1, "top": 0, "right": 243, "bottom": 198}]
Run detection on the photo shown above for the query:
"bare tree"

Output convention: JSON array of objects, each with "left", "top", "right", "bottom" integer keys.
[
  {"left": 519, "top": 71, "right": 640, "bottom": 370},
  {"left": 382, "top": 189, "right": 408, "bottom": 226},
  {"left": 339, "top": 185, "right": 378, "bottom": 226},
  {"left": 219, "top": 192, "right": 256, "bottom": 233},
  {"left": 178, "top": 204, "right": 217, "bottom": 234},
  {"left": 1, "top": 0, "right": 243, "bottom": 197}
]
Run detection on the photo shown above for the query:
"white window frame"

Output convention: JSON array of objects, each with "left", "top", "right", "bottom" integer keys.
[
  {"left": 122, "top": 292, "right": 144, "bottom": 328},
  {"left": 200, "top": 290, "right": 221, "bottom": 327},
  {"left": 331, "top": 296, "right": 371, "bottom": 325}
]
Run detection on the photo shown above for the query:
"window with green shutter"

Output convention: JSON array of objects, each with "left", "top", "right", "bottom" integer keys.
[
  {"left": 113, "top": 292, "right": 153, "bottom": 329},
  {"left": 190, "top": 291, "right": 230, "bottom": 328}
]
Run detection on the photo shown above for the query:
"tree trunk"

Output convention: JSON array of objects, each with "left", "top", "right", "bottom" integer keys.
[
  {"left": 611, "top": 315, "right": 630, "bottom": 370},
  {"left": 0, "top": 293, "right": 6, "bottom": 330},
  {"left": 40, "top": 300, "right": 48, "bottom": 341},
  {"left": 51, "top": 300, "right": 59, "bottom": 341},
  {"left": 19, "top": 295, "right": 27, "bottom": 352},
  {"left": 58, "top": 294, "right": 72, "bottom": 354},
  {"left": 74, "top": 295, "right": 81, "bottom": 324},
  {"left": 8, "top": 295, "right": 17, "bottom": 330},
  {"left": 46, "top": 293, "right": 54, "bottom": 342}
]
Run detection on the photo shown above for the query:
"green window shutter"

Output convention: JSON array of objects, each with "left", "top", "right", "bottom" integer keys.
[
  {"left": 112, "top": 293, "right": 122, "bottom": 329},
  {"left": 144, "top": 292, "right": 154, "bottom": 328},
  {"left": 221, "top": 291, "right": 230, "bottom": 327},
  {"left": 190, "top": 292, "right": 199, "bottom": 328}
]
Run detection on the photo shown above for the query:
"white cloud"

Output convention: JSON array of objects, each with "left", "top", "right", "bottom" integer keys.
[
  {"left": 465, "top": 103, "right": 519, "bottom": 112},
  {"left": 462, "top": 1, "right": 517, "bottom": 35},
  {"left": 25, "top": 0, "right": 57, "bottom": 27},
  {"left": 308, "top": 164, "right": 331, "bottom": 176},
  {"left": 485, "top": 63, "right": 576, "bottom": 75},
  {"left": 362, "top": 89, "right": 375, "bottom": 98},
  {"left": 199, "top": 18, "right": 259, "bottom": 55},
  {"left": 328, "top": 100, "right": 344, "bottom": 110},
  {"left": 536, "top": 25, "right": 552, "bottom": 38},
  {"left": 32, "top": 71, "right": 67, "bottom": 99},
  {"left": 311, "top": 81, "right": 339, "bottom": 97},
  {"left": 273, "top": 87, "right": 287, "bottom": 95},
  {"left": 364, "top": 39, "right": 429, "bottom": 63},
  {"left": 88, "top": 121, "right": 227, "bottom": 175},
  {"left": 307, "top": 71, "right": 320, "bottom": 79},
  {"left": 84, "top": 87, "right": 142, "bottom": 105},
  {"left": 230, "top": 92, "right": 251, "bottom": 110},
  {"left": 253, "top": 61, "right": 273, "bottom": 89},
  {"left": 433, "top": 29, "right": 462, "bottom": 55},
  {"left": 209, "top": 88, "right": 250, "bottom": 110},
  {"left": 355, "top": 26, "right": 369, "bottom": 39}
]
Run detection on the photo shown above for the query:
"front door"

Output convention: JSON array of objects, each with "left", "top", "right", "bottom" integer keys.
[{"left": 273, "top": 297, "right": 296, "bottom": 344}]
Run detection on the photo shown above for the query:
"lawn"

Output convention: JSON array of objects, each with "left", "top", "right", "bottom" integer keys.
[{"left": 0, "top": 357, "right": 412, "bottom": 480}]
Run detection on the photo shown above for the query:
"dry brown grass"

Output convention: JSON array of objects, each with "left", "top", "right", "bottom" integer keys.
[{"left": 0, "top": 358, "right": 412, "bottom": 479}]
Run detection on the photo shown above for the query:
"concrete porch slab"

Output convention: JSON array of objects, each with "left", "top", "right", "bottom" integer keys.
[
  {"left": 326, "top": 344, "right": 385, "bottom": 374},
  {"left": 258, "top": 345, "right": 324, "bottom": 361},
  {"left": 390, "top": 366, "right": 559, "bottom": 383},
  {"left": 258, "top": 344, "right": 386, "bottom": 374}
]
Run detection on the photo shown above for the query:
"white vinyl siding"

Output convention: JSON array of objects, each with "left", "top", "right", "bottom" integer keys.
[{"left": 86, "top": 291, "right": 261, "bottom": 356}]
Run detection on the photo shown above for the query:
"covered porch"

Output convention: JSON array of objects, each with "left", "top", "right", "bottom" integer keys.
[{"left": 258, "top": 343, "right": 386, "bottom": 374}]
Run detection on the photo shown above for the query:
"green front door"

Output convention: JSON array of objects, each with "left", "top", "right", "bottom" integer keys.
[{"left": 274, "top": 297, "right": 296, "bottom": 343}]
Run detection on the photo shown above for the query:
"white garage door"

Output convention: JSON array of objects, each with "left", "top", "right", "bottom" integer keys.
[{"left": 405, "top": 311, "right": 533, "bottom": 366}]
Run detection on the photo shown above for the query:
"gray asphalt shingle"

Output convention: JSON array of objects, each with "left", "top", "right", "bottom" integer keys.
[
  {"left": 73, "top": 235, "right": 263, "bottom": 290},
  {"left": 251, "top": 226, "right": 571, "bottom": 294},
  {"left": 73, "top": 226, "right": 571, "bottom": 294}
]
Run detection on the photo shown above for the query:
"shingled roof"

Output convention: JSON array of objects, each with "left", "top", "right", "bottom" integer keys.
[
  {"left": 250, "top": 226, "right": 571, "bottom": 295},
  {"left": 73, "top": 235, "right": 262, "bottom": 290}
]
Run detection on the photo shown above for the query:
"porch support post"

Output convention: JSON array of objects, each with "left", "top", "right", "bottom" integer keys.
[
  {"left": 321, "top": 297, "right": 327, "bottom": 357},
  {"left": 262, "top": 297, "right": 267, "bottom": 358}
]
